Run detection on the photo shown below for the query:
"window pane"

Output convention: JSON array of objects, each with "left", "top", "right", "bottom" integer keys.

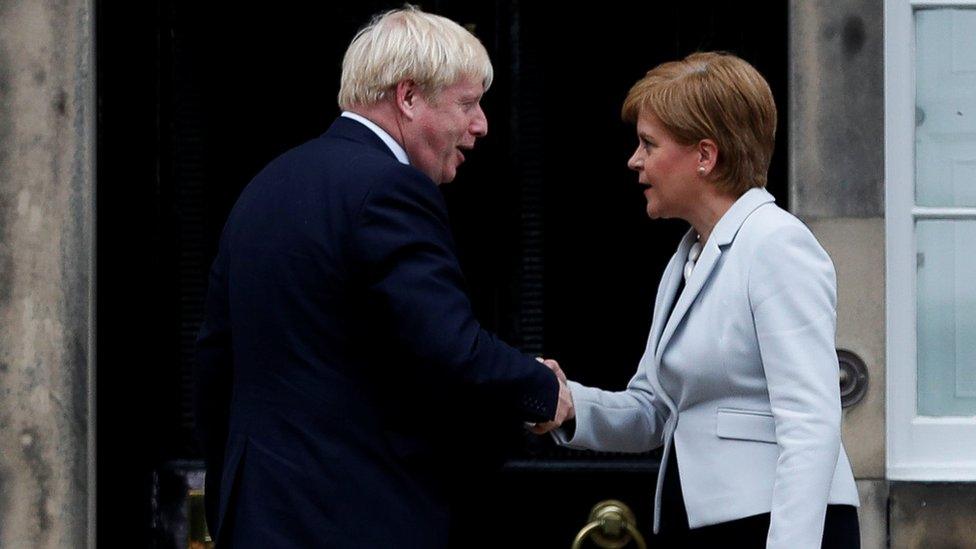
[
  {"left": 917, "top": 220, "right": 976, "bottom": 416},
  {"left": 915, "top": 9, "right": 976, "bottom": 208}
]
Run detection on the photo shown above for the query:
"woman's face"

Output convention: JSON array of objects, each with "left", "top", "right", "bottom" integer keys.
[{"left": 626, "top": 112, "right": 703, "bottom": 221}]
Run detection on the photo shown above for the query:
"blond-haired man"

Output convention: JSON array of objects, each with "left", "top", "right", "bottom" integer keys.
[{"left": 195, "top": 7, "right": 571, "bottom": 547}]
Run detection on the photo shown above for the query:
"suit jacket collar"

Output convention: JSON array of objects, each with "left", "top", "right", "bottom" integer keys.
[
  {"left": 322, "top": 116, "right": 399, "bottom": 161},
  {"left": 653, "top": 187, "right": 775, "bottom": 360}
]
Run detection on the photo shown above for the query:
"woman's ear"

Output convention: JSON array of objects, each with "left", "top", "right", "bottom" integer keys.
[{"left": 696, "top": 138, "right": 719, "bottom": 176}]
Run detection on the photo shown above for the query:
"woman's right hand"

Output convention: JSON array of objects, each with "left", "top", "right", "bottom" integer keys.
[{"left": 530, "top": 358, "right": 575, "bottom": 434}]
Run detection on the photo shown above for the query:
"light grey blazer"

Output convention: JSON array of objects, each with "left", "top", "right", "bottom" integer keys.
[{"left": 554, "top": 188, "right": 859, "bottom": 548}]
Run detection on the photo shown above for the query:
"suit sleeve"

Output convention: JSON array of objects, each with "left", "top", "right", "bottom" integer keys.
[
  {"left": 748, "top": 223, "right": 842, "bottom": 549},
  {"left": 353, "top": 167, "right": 558, "bottom": 423},
  {"left": 194, "top": 244, "right": 234, "bottom": 535}
]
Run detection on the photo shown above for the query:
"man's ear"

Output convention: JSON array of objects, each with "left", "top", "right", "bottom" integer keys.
[
  {"left": 394, "top": 80, "right": 420, "bottom": 121},
  {"left": 696, "top": 138, "right": 719, "bottom": 175}
]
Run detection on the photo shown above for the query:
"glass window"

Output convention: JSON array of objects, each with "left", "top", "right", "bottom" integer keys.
[
  {"left": 915, "top": 9, "right": 976, "bottom": 208},
  {"left": 914, "top": 9, "right": 976, "bottom": 418},
  {"left": 916, "top": 220, "right": 976, "bottom": 416}
]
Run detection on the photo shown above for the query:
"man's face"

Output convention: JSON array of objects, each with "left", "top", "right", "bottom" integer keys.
[{"left": 403, "top": 76, "right": 488, "bottom": 184}]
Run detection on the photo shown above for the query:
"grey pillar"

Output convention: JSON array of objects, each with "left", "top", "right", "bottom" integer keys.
[
  {"left": 789, "top": 0, "right": 885, "bottom": 218},
  {"left": 789, "top": 2, "right": 886, "bottom": 548},
  {"left": 0, "top": 1, "right": 95, "bottom": 547}
]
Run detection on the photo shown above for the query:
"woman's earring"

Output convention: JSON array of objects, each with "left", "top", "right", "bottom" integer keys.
[{"left": 697, "top": 166, "right": 706, "bottom": 175}]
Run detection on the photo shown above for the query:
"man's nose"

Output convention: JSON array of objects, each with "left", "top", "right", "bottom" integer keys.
[{"left": 471, "top": 105, "right": 488, "bottom": 137}]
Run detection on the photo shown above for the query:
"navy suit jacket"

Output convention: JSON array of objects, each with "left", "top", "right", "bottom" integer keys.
[{"left": 194, "top": 117, "right": 558, "bottom": 548}]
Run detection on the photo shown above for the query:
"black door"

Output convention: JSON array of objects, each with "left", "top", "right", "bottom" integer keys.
[{"left": 96, "top": 1, "right": 787, "bottom": 546}]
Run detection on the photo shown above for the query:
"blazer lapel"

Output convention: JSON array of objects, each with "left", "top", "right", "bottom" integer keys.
[
  {"left": 655, "top": 237, "right": 722, "bottom": 360},
  {"left": 648, "top": 230, "right": 696, "bottom": 356},
  {"left": 654, "top": 188, "right": 776, "bottom": 360}
]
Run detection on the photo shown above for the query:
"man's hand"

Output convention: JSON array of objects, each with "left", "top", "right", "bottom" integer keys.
[{"left": 529, "top": 358, "right": 574, "bottom": 435}]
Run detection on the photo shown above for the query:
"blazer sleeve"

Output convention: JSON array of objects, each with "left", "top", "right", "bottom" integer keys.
[
  {"left": 551, "top": 363, "right": 670, "bottom": 453},
  {"left": 194, "top": 242, "right": 234, "bottom": 535},
  {"left": 353, "top": 166, "right": 558, "bottom": 423},
  {"left": 551, "top": 254, "right": 682, "bottom": 453},
  {"left": 748, "top": 222, "right": 842, "bottom": 549}
]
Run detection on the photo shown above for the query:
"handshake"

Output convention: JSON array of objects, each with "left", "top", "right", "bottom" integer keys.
[{"left": 529, "top": 358, "right": 575, "bottom": 435}]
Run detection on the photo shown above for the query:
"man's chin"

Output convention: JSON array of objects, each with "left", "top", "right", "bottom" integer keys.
[{"left": 437, "top": 167, "right": 460, "bottom": 185}]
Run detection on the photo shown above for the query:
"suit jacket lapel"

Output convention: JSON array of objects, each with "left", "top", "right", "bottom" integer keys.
[{"left": 654, "top": 188, "right": 776, "bottom": 361}]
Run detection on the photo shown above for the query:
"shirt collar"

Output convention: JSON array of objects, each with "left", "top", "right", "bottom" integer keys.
[{"left": 340, "top": 111, "right": 410, "bottom": 165}]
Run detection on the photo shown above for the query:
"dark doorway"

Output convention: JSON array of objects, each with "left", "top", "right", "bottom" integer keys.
[{"left": 96, "top": 1, "right": 787, "bottom": 546}]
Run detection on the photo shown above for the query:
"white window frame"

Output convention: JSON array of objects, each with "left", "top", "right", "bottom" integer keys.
[{"left": 886, "top": 0, "right": 976, "bottom": 481}]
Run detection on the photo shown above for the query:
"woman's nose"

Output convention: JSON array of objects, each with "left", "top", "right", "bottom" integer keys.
[{"left": 627, "top": 149, "right": 642, "bottom": 171}]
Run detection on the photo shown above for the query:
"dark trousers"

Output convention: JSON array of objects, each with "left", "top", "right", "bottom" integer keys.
[{"left": 653, "top": 445, "right": 860, "bottom": 548}]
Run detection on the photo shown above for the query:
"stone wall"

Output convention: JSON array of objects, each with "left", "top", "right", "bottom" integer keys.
[{"left": 0, "top": 1, "right": 94, "bottom": 547}]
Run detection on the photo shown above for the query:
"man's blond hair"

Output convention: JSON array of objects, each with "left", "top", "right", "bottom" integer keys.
[{"left": 338, "top": 5, "right": 493, "bottom": 109}]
